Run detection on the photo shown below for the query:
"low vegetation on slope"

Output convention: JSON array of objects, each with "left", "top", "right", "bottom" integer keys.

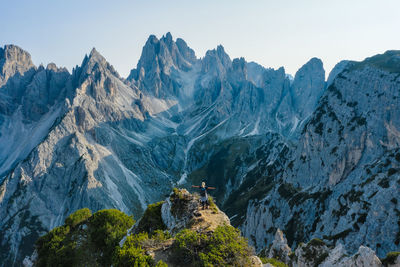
[
  {"left": 35, "top": 208, "right": 134, "bottom": 266},
  {"left": 32, "top": 189, "right": 258, "bottom": 267}
]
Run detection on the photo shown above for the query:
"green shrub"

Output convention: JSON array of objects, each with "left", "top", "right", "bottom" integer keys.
[
  {"left": 308, "top": 238, "right": 325, "bottom": 247},
  {"left": 172, "top": 187, "right": 183, "bottom": 199},
  {"left": 206, "top": 225, "right": 252, "bottom": 266},
  {"left": 36, "top": 225, "right": 71, "bottom": 267},
  {"left": 151, "top": 230, "right": 172, "bottom": 242},
  {"left": 36, "top": 208, "right": 135, "bottom": 267},
  {"left": 89, "top": 209, "right": 134, "bottom": 266},
  {"left": 173, "top": 229, "right": 205, "bottom": 264},
  {"left": 172, "top": 225, "right": 253, "bottom": 266},
  {"left": 135, "top": 201, "right": 166, "bottom": 234},
  {"left": 64, "top": 208, "right": 91, "bottom": 228},
  {"left": 155, "top": 260, "right": 168, "bottom": 267},
  {"left": 114, "top": 244, "right": 153, "bottom": 267},
  {"left": 382, "top": 251, "right": 400, "bottom": 265},
  {"left": 259, "top": 257, "right": 288, "bottom": 267},
  {"left": 114, "top": 231, "right": 172, "bottom": 266}
]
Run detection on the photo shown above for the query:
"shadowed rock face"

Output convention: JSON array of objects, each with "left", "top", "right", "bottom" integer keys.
[
  {"left": 0, "top": 38, "right": 399, "bottom": 266},
  {"left": 242, "top": 51, "right": 400, "bottom": 258},
  {"left": 263, "top": 229, "right": 383, "bottom": 267}
]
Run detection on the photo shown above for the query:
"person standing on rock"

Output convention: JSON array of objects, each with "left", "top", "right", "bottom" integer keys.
[{"left": 192, "top": 182, "right": 216, "bottom": 210}]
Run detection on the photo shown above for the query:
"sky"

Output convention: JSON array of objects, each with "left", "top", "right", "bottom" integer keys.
[{"left": 1, "top": 0, "right": 399, "bottom": 78}]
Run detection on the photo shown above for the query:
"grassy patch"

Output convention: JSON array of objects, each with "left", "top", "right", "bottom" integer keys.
[
  {"left": 208, "top": 196, "right": 218, "bottom": 214},
  {"left": 135, "top": 201, "right": 166, "bottom": 235},
  {"left": 350, "top": 50, "right": 400, "bottom": 73},
  {"left": 381, "top": 251, "right": 400, "bottom": 266}
]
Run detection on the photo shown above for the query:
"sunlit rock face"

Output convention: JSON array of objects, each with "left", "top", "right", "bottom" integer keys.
[{"left": 0, "top": 35, "right": 399, "bottom": 266}]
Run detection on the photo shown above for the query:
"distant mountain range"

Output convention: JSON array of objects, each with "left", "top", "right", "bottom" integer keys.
[{"left": 0, "top": 33, "right": 399, "bottom": 266}]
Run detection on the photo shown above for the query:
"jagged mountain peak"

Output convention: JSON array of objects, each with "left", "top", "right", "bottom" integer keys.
[
  {"left": 0, "top": 44, "right": 34, "bottom": 64},
  {"left": 0, "top": 44, "right": 36, "bottom": 86},
  {"left": 45, "top": 62, "right": 68, "bottom": 73},
  {"left": 89, "top": 47, "right": 101, "bottom": 58},
  {"left": 201, "top": 44, "right": 232, "bottom": 76},
  {"left": 204, "top": 44, "right": 230, "bottom": 62},
  {"left": 128, "top": 33, "right": 198, "bottom": 98},
  {"left": 136, "top": 32, "right": 197, "bottom": 72},
  {"left": 160, "top": 31, "right": 173, "bottom": 45},
  {"left": 295, "top": 57, "right": 324, "bottom": 76},
  {"left": 74, "top": 47, "right": 120, "bottom": 88},
  {"left": 82, "top": 47, "right": 114, "bottom": 71},
  {"left": 291, "top": 56, "right": 325, "bottom": 114}
]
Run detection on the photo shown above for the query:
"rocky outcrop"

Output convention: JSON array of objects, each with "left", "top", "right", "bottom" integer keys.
[
  {"left": 267, "top": 229, "right": 292, "bottom": 263},
  {"left": 123, "top": 188, "right": 262, "bottom": 267},
  {"left": 263, "top": 229, "right": 383, "bottom": 267},
  {"left": 163, "top": 189, "right": 230, "bottom": 233}
]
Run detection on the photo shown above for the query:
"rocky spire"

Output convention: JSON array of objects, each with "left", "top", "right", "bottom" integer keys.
[
  {"left": 291, "top": 57, "right": 325, "bottom": 117},
  {"left": 128, "top": 32, "right": 198, "bottom": 98},
  {"left": 264, "top": 229, "right": 292, "bottom": 264},
  {"left": 71, "top": 47, "right": 123, "bottom": 101},
  {"left": 201, "top": 45, "right": 232, "bottom": 77},
  {"left": 230, "top": 57, "right": 248, "bottom": 83}
]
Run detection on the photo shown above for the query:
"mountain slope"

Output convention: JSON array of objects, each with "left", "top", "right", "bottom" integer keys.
[
  {"left": 0, "top": 36, "right": 398, "bottom": 266},
  {"left": 27, "top": 189, "right": 262, "bottom": 267},
  {"left": 241, "top": 50, "right": 400, "bottom": 258}
]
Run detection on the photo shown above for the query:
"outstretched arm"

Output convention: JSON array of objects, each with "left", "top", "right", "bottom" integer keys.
[
  {"left": 208, "top": 187, "right": 216, "bottom": 189},
  {"left": 192, "top": 185, "right": 200, "bottom": 188}
]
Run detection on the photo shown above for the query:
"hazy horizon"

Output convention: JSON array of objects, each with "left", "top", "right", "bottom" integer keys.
[{"left": 1, "top": 0, "right": 399, "bottom": 78}]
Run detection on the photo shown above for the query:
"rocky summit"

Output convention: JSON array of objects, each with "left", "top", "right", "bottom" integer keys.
[
  {"left": 0, "top": 33, "right": 399, "bottom": 266},
  {"left": 24, "top": 188, "right": 263, "bottom": 267}
]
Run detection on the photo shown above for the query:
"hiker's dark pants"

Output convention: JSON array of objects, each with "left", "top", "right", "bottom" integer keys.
[{"left": 201, "top": 199, "right": 208, "bottom": 209}]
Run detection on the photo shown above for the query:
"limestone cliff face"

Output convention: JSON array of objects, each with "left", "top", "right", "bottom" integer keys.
[
  {"left": 263, "top": 229, "right": 383, "bottom": 267},
  {"left": 241, "top": 51, "right": 400, "bottom": 258}
]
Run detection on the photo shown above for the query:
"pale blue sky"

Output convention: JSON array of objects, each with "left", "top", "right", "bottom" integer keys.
[{"left": 1, "top": 0, "right": 399, "bottom": 78}]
